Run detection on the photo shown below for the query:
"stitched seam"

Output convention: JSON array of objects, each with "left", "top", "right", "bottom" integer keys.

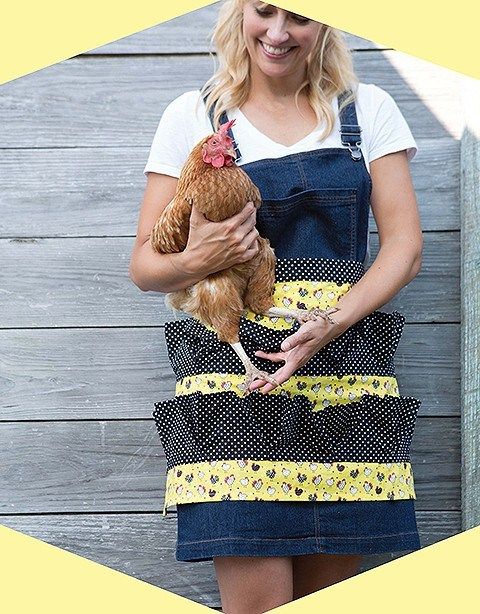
[
  {"left": 313, "top": 501, "right": 320, "bottom": 549},
  {"left": 296, "top": 157, "right": 309, "bottom": 191},
  {"left": 350, "top": 197, "right": 356, "bottom": 260},
  {"left": 177, "top": 531, "right": 419, "bottom": 546}
]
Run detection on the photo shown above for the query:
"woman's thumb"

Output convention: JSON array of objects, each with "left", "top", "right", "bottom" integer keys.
[{"left": 190, "top": 200, "right": 206, "bottom": 223}]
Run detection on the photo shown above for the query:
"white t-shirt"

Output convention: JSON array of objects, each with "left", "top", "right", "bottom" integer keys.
[{"left": 143, "top": 83, "right": 418, "bottom": 267}]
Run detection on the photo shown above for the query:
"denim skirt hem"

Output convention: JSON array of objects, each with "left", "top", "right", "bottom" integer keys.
[
  {"left": 176, "top": 532, "right": 421, "bottom": 562},
  {"left": 175, "top": 499, "right": 421, "bottom": 563}
]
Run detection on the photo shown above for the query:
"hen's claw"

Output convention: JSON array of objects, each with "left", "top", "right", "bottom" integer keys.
[
  {"left": 228, "top": 341, "right": 281, "bottom": 397},
  {"left": 292, "top": 308, "right": 321, "bottom": 323},
  {"left": 243, "top": 366, "right": 280, "bottom": 396},
  {"left": 263, "top": 306, "right": 340, "bottom": 325}
]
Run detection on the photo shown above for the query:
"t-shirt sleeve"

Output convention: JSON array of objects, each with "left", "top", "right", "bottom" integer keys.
[
  {"left": 368, "top": 85, "right": 418, "bottom": 163},
  {"left": 143, "top": 94, "right": 191, "bottom": 178}
]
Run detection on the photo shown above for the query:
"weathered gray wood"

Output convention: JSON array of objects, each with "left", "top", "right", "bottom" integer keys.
[
  {"left": 0, "top": 510, "right": 460, "bottom": 608},
  {"left": 0, "top": 52, "right": 462, "bottom": 148},
  {"left": 460, "top": 78, "right": 480, "bottom": 530},
  {"left": 0, "top": 323, "right": 459, "bottom": 420},
  {"left": 0, "top": 138, "right": 459, "bottom": 238},
  {"left": 85, "top": 4, "right": 386, "bottom": 55},
  {"left": 0, "top": 232, "right": 459, "bottom": 328},
  {"left": 369, "top": 232, "right": 460, "bottom": 322},
  {"left": 0, "top": 326, "right": 172, "bottom": 420},
  {"left": 0, "top": 418, "right": 460, "bottom": 514}
]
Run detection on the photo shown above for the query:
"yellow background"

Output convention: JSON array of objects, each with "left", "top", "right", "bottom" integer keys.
[
  {"left": 0, "top": 0, "right": 479, "bottom": 84},
  {"left": 1, "top": 1, "right": 478, "bottom": 611}
]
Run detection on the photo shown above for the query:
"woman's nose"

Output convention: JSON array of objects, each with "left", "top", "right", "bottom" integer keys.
[{"left": 266, "top": 15, "right": 290, "bottom": 46}]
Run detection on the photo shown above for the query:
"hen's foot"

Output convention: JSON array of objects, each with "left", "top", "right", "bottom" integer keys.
[
  {"left": 263, "top": 306, "right": 340, "bottom": 325},
  {"left": 243, "top": 363, "right": 280, "bottom": 395},
  {"left": 229, "top": 341, "right": 281, "bottom": 396}
]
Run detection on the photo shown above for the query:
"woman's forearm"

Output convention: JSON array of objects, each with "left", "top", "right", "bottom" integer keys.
[
  {"left": 129, "top": 240, "right": 206, "bottom": 293},
  {"left": 334, "top": 237, "right": 423, "bottom": 332}
]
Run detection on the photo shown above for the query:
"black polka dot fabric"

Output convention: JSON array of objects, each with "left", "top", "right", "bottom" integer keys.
[
  {"left": 152, "top": 256, "right": 422, "bottom": 507},
  {"left": 273, "top": 257, "right": 365, "bottom": 284},
  {"left": 153, "top": 390, "right": 420, "bottom": 472},
  {"left": 165, "top": 305, "right": 405, "bottom": 380}
]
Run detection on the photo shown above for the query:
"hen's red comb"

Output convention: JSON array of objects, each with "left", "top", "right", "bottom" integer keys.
[{"left": 218, "top": 118, "right": 236, "bottom": 134}]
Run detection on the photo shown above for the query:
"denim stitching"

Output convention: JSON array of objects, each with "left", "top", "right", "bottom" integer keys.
[
  {"left": 313, "top": 501, "right": 320, "bottom": 550},
  {"left": 178, "top": 531, "right": 420, "bottom": 546},
  {"left": 350, "top": 196, "right": 357, "bottom": 260},
  {"left": 296, "top": 156, "right": 309, "bottom": 191}
]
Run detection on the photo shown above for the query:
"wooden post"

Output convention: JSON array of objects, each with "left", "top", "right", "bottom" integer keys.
[{"left": 460, "top": 75, "right": 480, "bottom": 530}]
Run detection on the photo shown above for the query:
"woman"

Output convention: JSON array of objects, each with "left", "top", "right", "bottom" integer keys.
[{"left": 129, "top": 1, "right": 424, "bottom": 611}]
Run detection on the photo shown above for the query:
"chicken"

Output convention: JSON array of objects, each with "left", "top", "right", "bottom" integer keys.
[{"left": 150, "top": 118, "right": 339, "bottom": 394}]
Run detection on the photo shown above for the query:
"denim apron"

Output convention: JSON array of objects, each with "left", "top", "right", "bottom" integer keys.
[
  {"left": 229, "top": 92, "right": 370, "bottom": 264},
  {"left": 152, "top": 90, "right": 422, "bottom": 561}
]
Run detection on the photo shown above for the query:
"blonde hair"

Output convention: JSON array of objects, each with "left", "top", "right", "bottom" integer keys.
[{"left": 197, "top": 0, "right": 359, "bottom": 143}]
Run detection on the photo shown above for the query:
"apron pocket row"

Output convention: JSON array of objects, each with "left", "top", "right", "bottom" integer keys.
[
  {"left": 162, "top": 309, "right": 406, "bottom": 381},
  {"left": 265, "top": 391, "right": 421, "bottom": 461},
  {"left": 304, "top": 309, "right": 406, "bottom": 377},
  {"left": 152, "top": 389, "right": 421, "bottom": 470}
]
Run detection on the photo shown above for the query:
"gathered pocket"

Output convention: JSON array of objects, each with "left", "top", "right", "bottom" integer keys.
[
  {"left": 163, "top": 317, "right": 223, "bottom": 380},
  {"left": 361, "top": 310, "right": 406, "bottom": 363},
  {"left": 152, "top": 387, "right": 421, "bottom": 469},
  {"left": 152, "top": 395, "right": 199, "bottom": 471},
  {"left": 321, "top": 309, "right": 406, "bottom": 376}
]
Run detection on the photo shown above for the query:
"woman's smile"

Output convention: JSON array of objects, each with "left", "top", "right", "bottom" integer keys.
[
  {"left": 242, "top": 2, "right": 322, "bottom": 82},
  {"left": 258, "top": 39, "right": 297, "bottom": 59}
]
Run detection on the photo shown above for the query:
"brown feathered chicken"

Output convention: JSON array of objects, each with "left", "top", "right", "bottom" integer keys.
[{"left": 150, "top": 118, "right": 338, "bottom": 393}]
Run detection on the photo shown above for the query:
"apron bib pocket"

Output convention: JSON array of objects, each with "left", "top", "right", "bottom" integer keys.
[{"left": 256, "top": 188, "right": 357, "bottom": 261}]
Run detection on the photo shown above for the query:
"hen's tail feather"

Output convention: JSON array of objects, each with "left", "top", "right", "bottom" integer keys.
[{"left": 167, "top": 271, "right": 249, "bottom": 344}]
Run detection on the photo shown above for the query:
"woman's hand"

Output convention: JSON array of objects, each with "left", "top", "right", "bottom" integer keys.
[
  {"left": 248, "top": 315, "right": 348, "bottom": 394},
  {"left": 184, "top": 200, "right": 260, "bottom": 277}
]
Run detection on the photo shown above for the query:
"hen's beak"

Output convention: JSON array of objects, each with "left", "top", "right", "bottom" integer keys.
[{"left": 226, "top": 146, "right": 237, "bottom": 159}]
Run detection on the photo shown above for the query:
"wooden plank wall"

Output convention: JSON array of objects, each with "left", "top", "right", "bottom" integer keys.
[{"left": 0, "top": 3, "right": 465, "bottom": 608}]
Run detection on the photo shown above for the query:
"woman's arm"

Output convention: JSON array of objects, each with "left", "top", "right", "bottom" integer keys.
[
  {"left": 248, "top": 149, "right": 423, "bottom": 394},
  {"left": 128, "top": 173, "right": 207, "bottom": 293},
  {"left": 333, "top": 149, "right": 423, "bottom": 331},
  {"left": 129, "top": 172, "right": 261, "bottom": 293}
]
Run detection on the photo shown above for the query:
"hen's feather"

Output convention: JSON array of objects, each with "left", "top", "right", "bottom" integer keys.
[
  {"left": 184, "top": 166, "right": 261, "bottom": 221},
  {"left": 150, "top": 195, "right": 191, "bottom": 253}
]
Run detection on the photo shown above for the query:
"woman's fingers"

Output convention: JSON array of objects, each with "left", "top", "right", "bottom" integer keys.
[
  {"left": 248, "top": 378, "right": 267, "bottom": 391},
  {"left": 252, "top": 360, "right": 299, "bottom": 394},
  {"left": 281, "top": 326, "right": 317, "bottom": 351},
  {"left": 254, "top": 349, "right": 286, "bottom": 362}
]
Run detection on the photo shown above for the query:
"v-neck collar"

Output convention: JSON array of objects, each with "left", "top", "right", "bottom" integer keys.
[{"left": 234, "top": 107, "right": 323, "bottom": 150}]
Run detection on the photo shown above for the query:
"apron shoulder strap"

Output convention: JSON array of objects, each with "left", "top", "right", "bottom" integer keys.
[{"left": 338, "top": 88, "right": 363, "bottom": 160}]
